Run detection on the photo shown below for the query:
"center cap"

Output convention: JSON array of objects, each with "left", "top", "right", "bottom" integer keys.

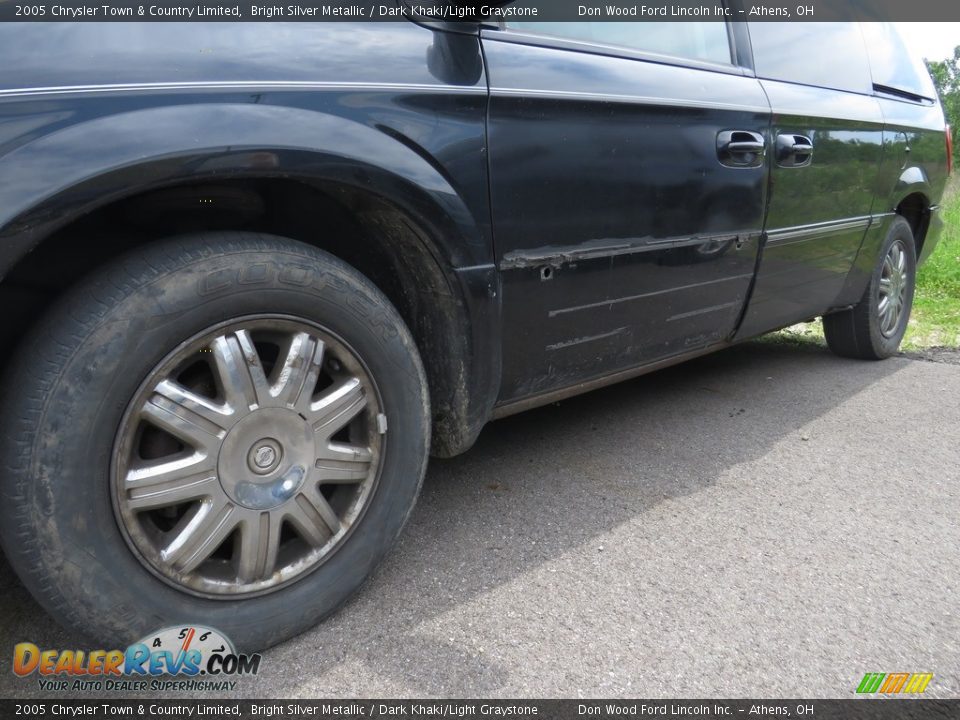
[
  {"left": 218, "top": 408, "right": 315, "bottom": 510},
  {"left": 249, "top": 439, "right": 282, "bottom": 475}
]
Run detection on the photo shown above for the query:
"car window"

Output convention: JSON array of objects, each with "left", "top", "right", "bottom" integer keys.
[
  {"left": 503, "top": 22, "right": 732, "bottom": 65},
  {"left": 748, "top": 22, "right": 873, "bottom": 94},
  {"left": 860, "top": 23, "right": 938, "bottom": 101}
]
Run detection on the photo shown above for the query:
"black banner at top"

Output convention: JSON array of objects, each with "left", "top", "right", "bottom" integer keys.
[{"left": 3, "top": 0, "right": 960, "bottom": 22}]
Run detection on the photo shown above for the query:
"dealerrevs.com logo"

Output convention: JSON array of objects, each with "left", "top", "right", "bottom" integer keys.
[{"left": 13, "top": 625, "right": 261, "bottom": 692}]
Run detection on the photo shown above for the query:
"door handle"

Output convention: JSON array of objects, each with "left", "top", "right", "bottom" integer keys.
[
  {"left": 727, "top": 140, "right": 765, "bottom": 154},
  {"left": 776, "top": 134, "right": 814, "bottom": 167},
  {"left": 717, "top": 130, "right": 765, "bottom": 168}
]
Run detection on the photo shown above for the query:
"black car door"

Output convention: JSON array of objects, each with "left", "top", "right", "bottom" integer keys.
[
  {"left": 734, "top": 22, "right": 886, "bottom": 338},
  {"left": 481, "top": 21, "right": 771, "bottom": 403}
]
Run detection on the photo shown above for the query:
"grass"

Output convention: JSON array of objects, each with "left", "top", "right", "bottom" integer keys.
[
  {"left": 772, "top": 177, "right": 960, "bottom": 351},
  {"left": 909, "top": 178, "right": 960, "bottom": 348}
]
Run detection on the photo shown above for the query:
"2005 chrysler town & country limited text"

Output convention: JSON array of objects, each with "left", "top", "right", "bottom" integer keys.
[{"left": 0, "top": 14, "right": 950, "bottom": 650}]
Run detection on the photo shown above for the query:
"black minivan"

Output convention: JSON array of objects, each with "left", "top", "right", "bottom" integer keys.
[{"left": 0, "top": 15, "right": 950, "bottom": 650}]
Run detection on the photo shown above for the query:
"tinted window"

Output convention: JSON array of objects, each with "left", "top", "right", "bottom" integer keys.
[
  {"left": 860, "top": 23, "right": 937, "bottom": 100},
  {"left": 504, "top": 22, "right": 732, "bottom": 65},
  {"left": 749, "top": 22, "right": 872, "bottom": 94}
]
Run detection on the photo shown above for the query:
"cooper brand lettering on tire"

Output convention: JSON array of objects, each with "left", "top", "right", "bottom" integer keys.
[
  {"left": 198, "top": 269, "right": 234, "bottom": 295},
  {"left": 238, "top": 263, "right": 269, "bottom": 285},
  {"left": 279, "top": 265, "right": 313, "bottom": 286}
]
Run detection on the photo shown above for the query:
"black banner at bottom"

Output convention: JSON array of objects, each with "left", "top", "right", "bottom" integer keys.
[{"left": 3, "top": 700, "right": 959, "bottom": 720}]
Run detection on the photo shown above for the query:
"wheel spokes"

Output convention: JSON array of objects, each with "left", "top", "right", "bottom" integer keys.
[
  {"left": 161, "top": 500, "right": 238, "bottom": 574},
  {"left": 316, "top": 443, "right": 373, "bottom": 483},
  {"left": 211, "top": 330, "right": 270, "bottom": 413},
  {"left": 125, "top": 456, "right": 219, "bottom": 511},
  {"left": 115, "top": 317, "right": 384, "bottom": 595},
  {"left": 155, "top": 378, "right": 237, "bottom": 428},
  {"left": 140, "top": 393, "right": 227, "bottom": 454},
  {"left": 269, "top": 332, "right": 325, "bottom": 412},
  {"left": 880, "top": 296, "right": 900, "bottom": 335},
  {"left": 309, "top": 378, "right": 367, "bottom": 440},
  {"left": 891, "top": 298, "right": 902, "bottom": 329},
  {"left": 235, "top": 511, "right": 283, "bottom": 583},
  {"left": 876, "top": 241, "right": 910, "bottom": 339},
  {"left": 287, "top": 488, "right": 341, "bottom": 545}
]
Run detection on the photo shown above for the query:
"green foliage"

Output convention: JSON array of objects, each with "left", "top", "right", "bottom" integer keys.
[
  {"left": 908, "top": 180, "right": 960, "bottom": 348},
  {"left": 927, "top": 47, "right": 960, "bottom": 161}
]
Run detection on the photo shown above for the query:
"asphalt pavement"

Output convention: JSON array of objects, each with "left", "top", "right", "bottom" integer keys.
[{"left": 2, "top": 340, "right": 958, "bottom": 699}]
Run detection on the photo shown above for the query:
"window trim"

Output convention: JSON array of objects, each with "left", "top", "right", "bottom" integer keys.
[
  {"left": 480, "top": 21, "right": 755, "bottom": 78},
  {"left": 859, "top": 22, "right": 939, "bottom": 105},
  {"left": 872, "top": 83, "right": 937, "bottom": 106}
]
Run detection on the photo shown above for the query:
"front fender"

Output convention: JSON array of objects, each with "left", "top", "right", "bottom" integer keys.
[{"left": 0, "top": 101, "right": 491, "bottom": 276}]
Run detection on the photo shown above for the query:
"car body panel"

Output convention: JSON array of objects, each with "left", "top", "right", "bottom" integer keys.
[
  {"left": 875, "top": 96, "right": 951, "bottom": 261},
  {"left": 481, "top": 30, "right": 770, "bottom": 402},
  {"left": 0, "top": 21, "right": 501, "bottom": 455},
  {"left": 0, "top": 23, "right": 493, "bottom": 274},
  {"left": 735, "top": 82, "right": 886, "bottom": 337},
  {"left": 0, "top": 19, "right": 950, "bottom": 447}
]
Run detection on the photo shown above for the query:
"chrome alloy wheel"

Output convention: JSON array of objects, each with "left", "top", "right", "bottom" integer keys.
[
  {"left": 878, "top": 239, "right": 909, "bottom": 338},
  {"left": 112, "top": 316, "right": 385, "bottom": 597}
]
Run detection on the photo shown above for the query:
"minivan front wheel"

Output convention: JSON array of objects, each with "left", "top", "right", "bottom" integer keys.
[
  {"left": 112, "top": 315, "right": 387, "bottom": 598},
  {"left": 0, "top": 233, "right": 430, "bottom": 650},
  {"left": 823, "top": 216, "right": 917, "bottom": 360}
]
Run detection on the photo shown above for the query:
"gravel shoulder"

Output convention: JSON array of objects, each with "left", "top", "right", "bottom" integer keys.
[{"left": 901, "top": 346, "right": 960, "bottom": 365}]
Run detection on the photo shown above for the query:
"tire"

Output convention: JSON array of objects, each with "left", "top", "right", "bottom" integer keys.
[
  {"left": 823, "top": 216, "right": 916, "bottom": 360},
  {"left": 0, "top": 232, "right": 430, "bottom": 651}
]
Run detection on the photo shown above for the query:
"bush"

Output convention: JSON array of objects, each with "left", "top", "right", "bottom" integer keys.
[{"left": 928, "top": 47, "right": 960, "bottom": 162}]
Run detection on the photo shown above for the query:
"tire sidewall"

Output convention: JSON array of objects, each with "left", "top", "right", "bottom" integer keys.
[{"left": 1, "top": 236, "right": 429, "bottom": 651}]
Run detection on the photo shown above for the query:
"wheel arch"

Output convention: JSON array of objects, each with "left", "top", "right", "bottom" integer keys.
[
  {"left": 830, "top": 166, "right": 933, "bottom": 313},
  {"left": 888, "top": 165, "right": 935, "bottom": 260},
  {"left": 894, "top": 191, "right": 932, "bottom": 261},
  {"left": 0, "top": 104, "right": 500, "bottom": 456},
  {"left": 0, "top": 102, "right": 492, "bottom": 275}
]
